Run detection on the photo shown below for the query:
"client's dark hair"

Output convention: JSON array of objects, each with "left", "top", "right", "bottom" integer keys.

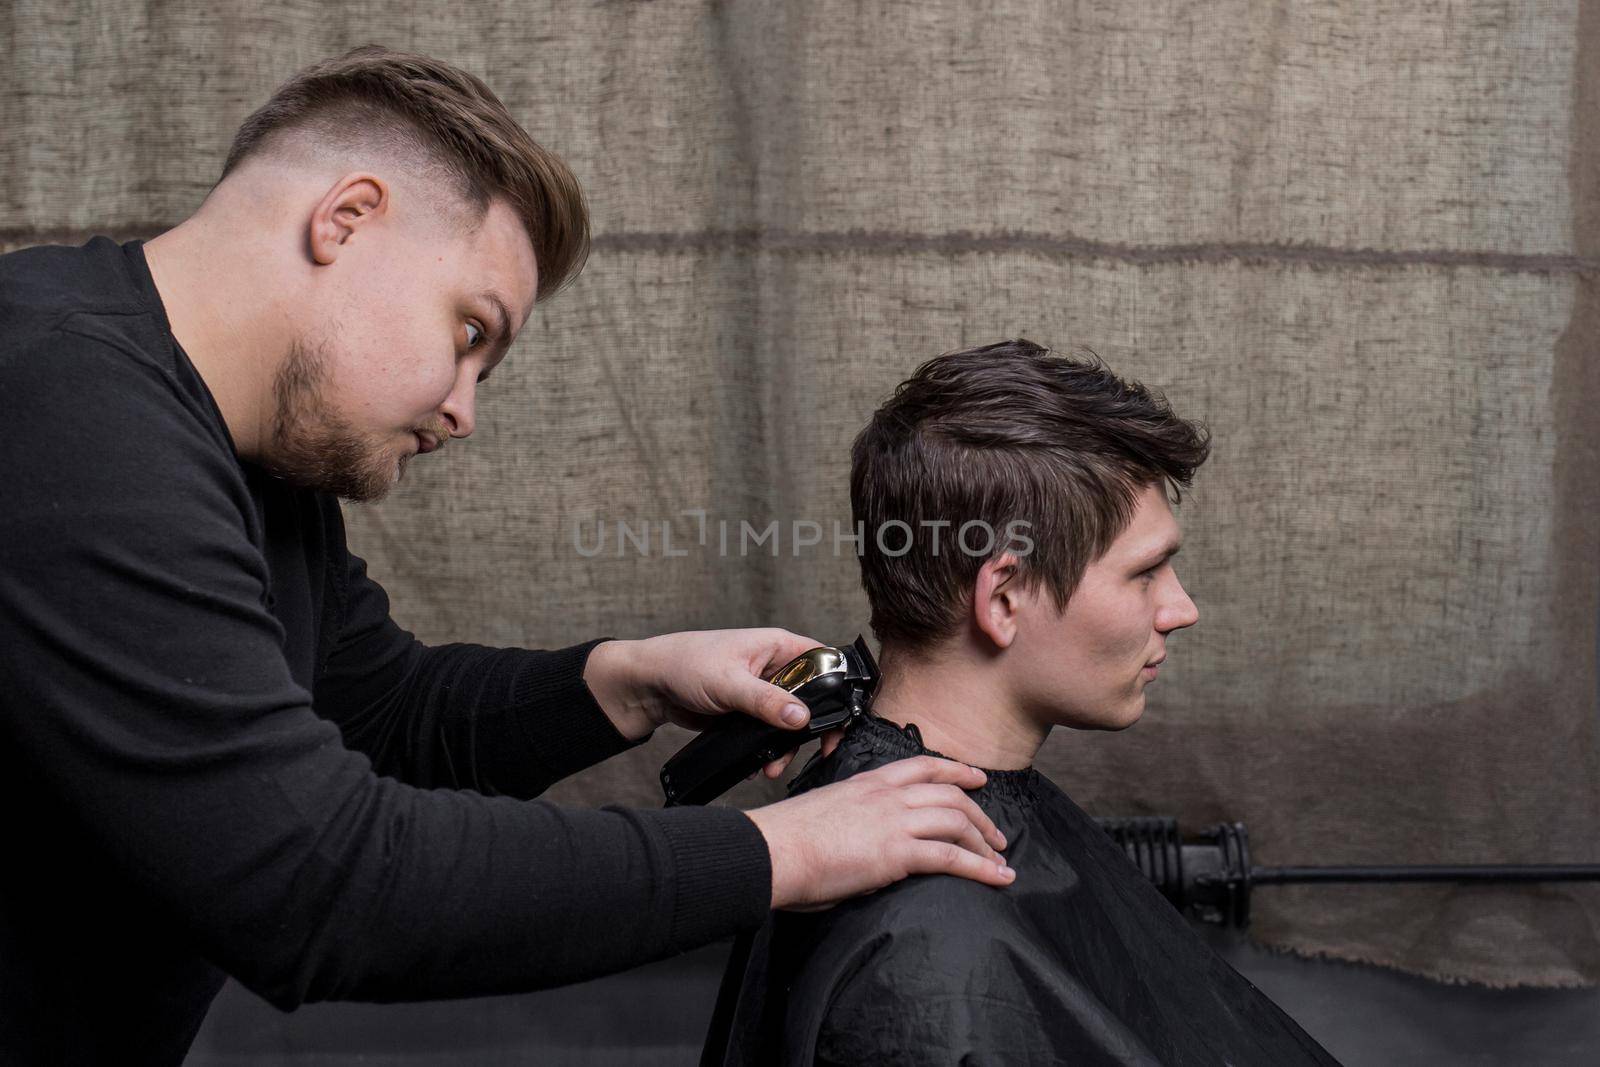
[{"left": 851, "top": 338, "right": 1210, "bottom": 651}]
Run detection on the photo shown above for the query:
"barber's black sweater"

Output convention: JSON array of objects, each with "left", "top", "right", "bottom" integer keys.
[{"left": 0, "top": 237, "right": 772, "bottom": 1065}]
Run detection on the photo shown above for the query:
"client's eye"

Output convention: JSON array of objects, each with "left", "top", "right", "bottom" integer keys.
[{"left": 464, "top": 321, "right": 485, "bottom": 349}]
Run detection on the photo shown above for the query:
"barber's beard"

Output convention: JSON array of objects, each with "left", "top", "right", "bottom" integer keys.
[{"left": 261, "top": 337, "right": 409, "bottom": 504}]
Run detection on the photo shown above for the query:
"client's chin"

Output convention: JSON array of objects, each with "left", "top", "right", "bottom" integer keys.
[{"left": 1085, "top": 697, "right": 1146, "bottom": 731}]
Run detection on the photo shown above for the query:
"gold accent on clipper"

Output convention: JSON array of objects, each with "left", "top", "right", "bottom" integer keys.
[{"left": 768, "top": 647, "right": 847, "bottom": 693}]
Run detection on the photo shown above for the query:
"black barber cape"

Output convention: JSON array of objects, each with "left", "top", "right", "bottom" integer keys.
[{"left": 707, "top": 713, "right": 1340, "bottom": 1066}]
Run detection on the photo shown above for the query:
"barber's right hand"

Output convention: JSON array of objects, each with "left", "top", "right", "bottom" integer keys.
[{"left": 743, "top": 755, "right": 1014, "bottom": 911}]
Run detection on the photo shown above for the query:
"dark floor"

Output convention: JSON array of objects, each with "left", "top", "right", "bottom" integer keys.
[{"left": 186, "top": 928, "right": 1600, "bottom": 1066}]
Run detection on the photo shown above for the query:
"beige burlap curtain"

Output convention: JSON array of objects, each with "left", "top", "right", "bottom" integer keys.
[{"left": 5, "top": 0, "right": 1598, "bottom": 988}]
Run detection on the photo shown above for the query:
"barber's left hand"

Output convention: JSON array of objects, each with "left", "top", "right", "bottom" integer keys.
[{"left": 583, "top": 629, "right": 845, "bottom": 779}]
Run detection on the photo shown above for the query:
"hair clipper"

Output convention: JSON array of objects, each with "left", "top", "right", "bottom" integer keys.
[{"left": 660, "top": 635, "right": 879, "bottom": 806}]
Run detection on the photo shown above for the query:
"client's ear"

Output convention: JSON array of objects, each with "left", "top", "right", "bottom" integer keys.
[{"left": 972, "top": 553, "right": 1024, "bottom": 650}]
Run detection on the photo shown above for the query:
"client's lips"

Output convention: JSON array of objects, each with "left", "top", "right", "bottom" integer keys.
[{"left": 415, "top": 433, "right": 442, "bottom": 455}]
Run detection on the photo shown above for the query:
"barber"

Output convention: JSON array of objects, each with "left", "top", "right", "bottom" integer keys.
[{"left": 0, "top": 46, "right": 1011, "bottom": 1066}]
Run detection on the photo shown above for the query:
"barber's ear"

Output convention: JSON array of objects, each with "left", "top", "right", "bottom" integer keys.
[
  {"left": 972, "top": 552, "right": 1024, "bottom": 650},
  {"left": 308, "top": 174, "right": 389, "bottom": 265}
]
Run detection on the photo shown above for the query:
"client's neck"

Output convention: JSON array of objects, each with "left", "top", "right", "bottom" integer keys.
[{"left": 869, "top": 642, "right": 1047, "bottom": 771}]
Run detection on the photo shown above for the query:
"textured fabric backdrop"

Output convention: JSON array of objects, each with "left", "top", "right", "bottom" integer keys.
[{"left": 4, "top": 0, "right": 1598, "bottom": 988}]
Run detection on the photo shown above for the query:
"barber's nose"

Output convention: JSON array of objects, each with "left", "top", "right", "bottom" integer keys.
[{"left": 440, "top": 381, "right": 477, "bottom": 439}]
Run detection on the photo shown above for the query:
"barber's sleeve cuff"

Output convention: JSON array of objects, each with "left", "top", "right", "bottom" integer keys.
[
  {"left": 653, "top": 805, "right": 773, "bottom": 948},
  {"left": 503, "top": 638, "right": 642, "bottom": 785}
]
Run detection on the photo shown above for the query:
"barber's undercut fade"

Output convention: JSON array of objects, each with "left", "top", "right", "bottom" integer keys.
[
  {"left": 851, "top": 338, "right": 1211, "bottom": 652},
  {"left": 220, "top": 44, "right": 589, "bottom": 302}
]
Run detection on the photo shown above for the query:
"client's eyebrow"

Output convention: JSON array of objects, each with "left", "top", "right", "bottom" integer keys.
[{"left": 1134, "top": 543, "right": 1183, "bottom": 571}]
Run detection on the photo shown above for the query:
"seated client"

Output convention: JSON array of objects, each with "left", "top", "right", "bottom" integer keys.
[{"left": 707, "top": 339, "right": 1337, "bottom": 1066}]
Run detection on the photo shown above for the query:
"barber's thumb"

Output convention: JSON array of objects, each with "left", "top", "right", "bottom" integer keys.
[{"left": 740, "top": 677, "right": 809, "bottom": 729}]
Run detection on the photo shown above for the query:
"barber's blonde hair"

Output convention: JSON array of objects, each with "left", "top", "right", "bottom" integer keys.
[{"left": 221, "top": 44, "right": 589, "bottom": 302}]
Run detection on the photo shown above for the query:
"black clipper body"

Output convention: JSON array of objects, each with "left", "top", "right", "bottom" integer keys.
[{"left": 661, "top": 636, "right": 879, "bottom": 806}]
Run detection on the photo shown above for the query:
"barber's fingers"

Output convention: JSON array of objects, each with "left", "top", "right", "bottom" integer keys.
[
  {"left": 658, "top": 627, "right": 823, "bottom": 731},
  {"left": 712, "top": 671, "right": 814, "bottom": 731},
  {"left": 870, "top": 754, "right": 988, "bottom": 792},
  {"left": 763, "top": 750, "right": 797, "bottom": 779},
  {"left": 747, "top": 767, "right": 1018, "bottom": 909},
  {"left": 897, "top": 783, "right": 1006, "bottom": 851},
  {"left": 904, "top": 838, "right": 1017, "bottom": 887},
  {"left": 748, "top": 628, "right": 829, "bottom": 725},
  {"left": 867, "top": 760, "right": 1008, "bottom": 865},
  {"left": 763, "top": 724, "right": 849, "bottom": 778},
  {"left": 754, "top": 628, "right": 831, "bottom": 674},
  {"left": 908, "top": 806, "right": 1007, "bottom": 867},
  {"left": 766, "top": 726, "right": 848, "bottom": 778}
]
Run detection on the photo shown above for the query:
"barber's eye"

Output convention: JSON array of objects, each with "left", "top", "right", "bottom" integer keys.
[{"left": 464, "top": 321, "right": 485, "bottom": 349}]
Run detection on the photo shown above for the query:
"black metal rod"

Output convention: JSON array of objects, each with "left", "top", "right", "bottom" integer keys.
[{"left": 1251, "top": 865, "right": 1600, "bottom": 886}]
